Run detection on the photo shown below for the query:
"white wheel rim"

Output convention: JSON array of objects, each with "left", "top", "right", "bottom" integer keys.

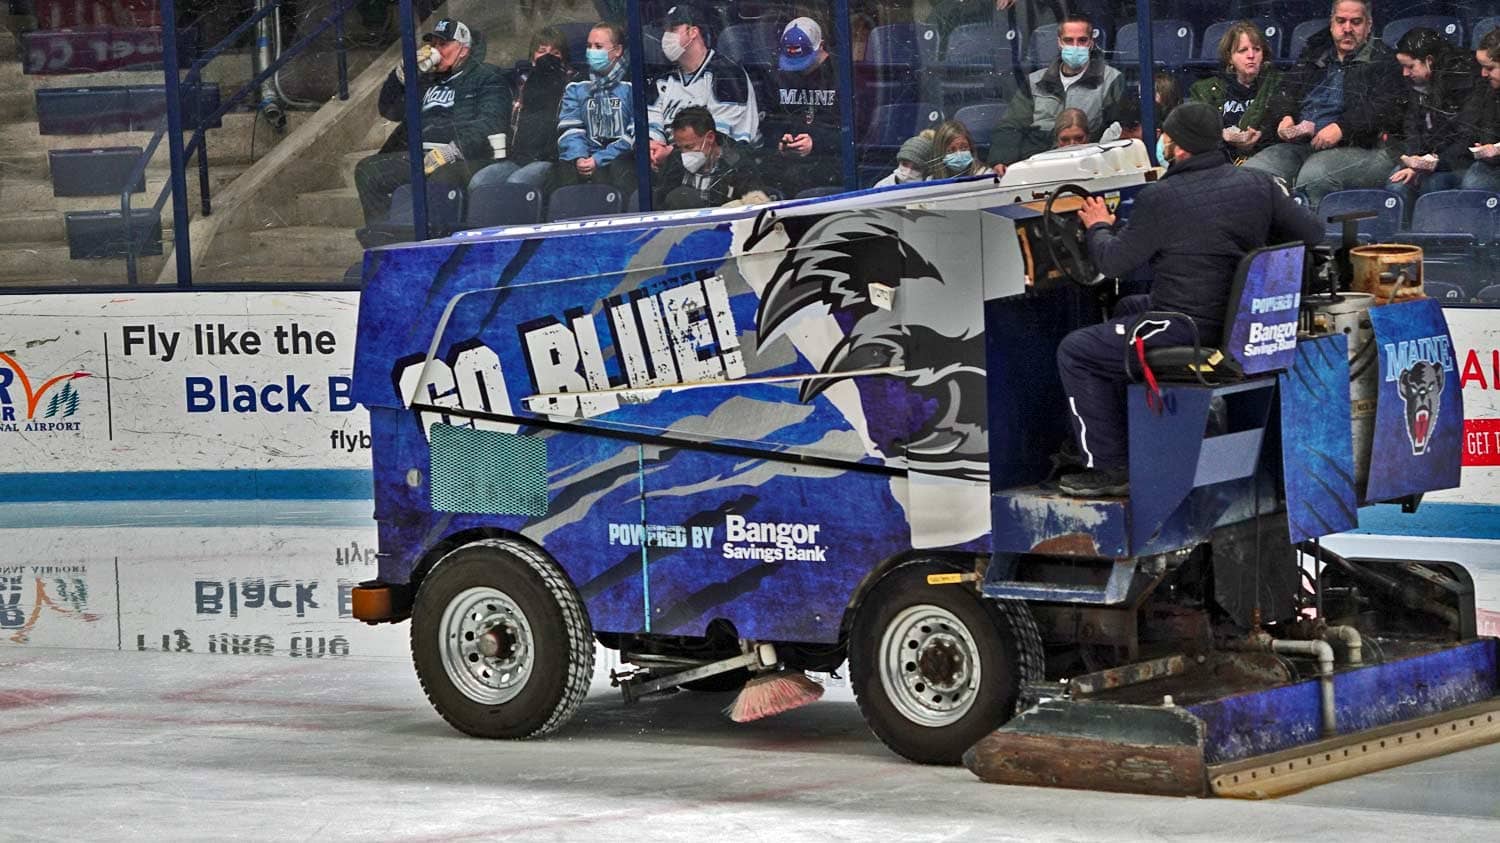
[
  {"left": 878, "top": 604, "right": 983, "bottom": 727},
  {"left": 439, "top": 586, "right": 536, "bottom": 705}
]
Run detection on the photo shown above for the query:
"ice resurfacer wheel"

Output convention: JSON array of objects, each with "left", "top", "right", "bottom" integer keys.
[
  {"left": 851, "top": 562, "right": 1042, "bottom": 765},
  {"left": 411, "top": 539, "right": 594, "bottom": 739}
]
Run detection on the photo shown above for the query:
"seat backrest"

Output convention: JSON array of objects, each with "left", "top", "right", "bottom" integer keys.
[
  {"left": 1476, "top": 282, "right": 1500, "bottom": 303},
  {"left": 944, "top": 23, "right": 1013, "bottom": 69},
  {"left": 795, "top": 186, "right": 845, "bottom": 200},
  {"left": 865, "top": 23, "right": 940, "bottom": 66},
  {"left": 1317, "top": 189, "right": 1403, "bottom": 239},
  {"left": 954, "top": 102, "right": 1007, "bottom": 147},
  {"left": 1289, "top": 19, "right": 1326, "bottom": 59},
  {"left": 387, "top": 180, "right": 466, "bottom": 231},
  {"left": 1221, "top": 242, "right": 1307, "bottom": 374},
  {"left": 862, "top": 102, "right": 944, "bottom": 147},
  {"left": 1114, "top": 20, "right": 1196, "bottom": 66},
  {"left": 1474, "top": 16, "right": 1500, "bottom": 48},
  {"left": 1425, "top": 280, "right": 1469, "bottom": 301},
  {"left": 718, "top": 21, "right": 780, "bottom": 67},
  {"left": 1411, "top": 189, "right": 1500, "bottom": 238},
  {"left": 547, "top": 183, "right": 622, "bottom": 222},
  {"left": 1201, "top": 18, "right": 1284, "bottom": 60},
  {"left": 1383, "top": 15, "right": 1463, "bottom": 48},
  {"left": 465, "top": 182, "right": 543, "bottom": 230},
  {"left": 1026, "top": 22, "right": 1107, "bottom": 67}
]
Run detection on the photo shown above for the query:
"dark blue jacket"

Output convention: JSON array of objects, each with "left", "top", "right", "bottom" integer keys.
[{"left": 1085, "top": 151, "right": 1323, "bottom": 340}]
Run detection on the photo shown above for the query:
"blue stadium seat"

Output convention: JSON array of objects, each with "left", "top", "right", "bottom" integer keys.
[
  {"left": 547, "top": 184, "right": 623, "bottom": 221},
  {"left": 940, "top": 24, "right": 1016, "bottom": 110},
  {"left": 1473, "top": 16, "right": 1500, "bottom": 48},
  {"left": 1317, "top": 189, "right": 1404, "bottom": 241},
  {"left": 554, "top": 22, "right": 595, "bottom": 66},
  {"left": 860, "top": 102, "right": 944, "bottom": 150},
  {"left": 954, "top": 102, "right": 1008, "bottom": 148},
  {"left": 1477, "top": 283, "right": 1500, "bottom": 303},
  {"left": 1383, "top": 16, "right": 1463, "bottom": 48},
  {"left": 1288, "top": 19, "right": 1326, "bottom": 60},
  {"left": 796, "top": 186, "right": 845, "bottom": 199},
  {"left": 1422, "top": 280, "right": 1467, "bottom": 301},
  {"left": 1410, "top": 189, "right": 1500, "bottom": 241},
  {"left": 357, "top": 181, "right": 466, "bottom": 247},
  {"left": 1199, "top": 19, "right": 1285, "bottom": 61},
  {"left": 1115, "top": 20, "right": 1196, "bottom": 66},
  {"left": 864, "top": 22, "right": 941, "bottom": 68},
  {"left": 718, "top": 21, "right": 780, "bottom": 69},
  {"left": 464, "top": 182, "right": 543, "bottom": 230}
]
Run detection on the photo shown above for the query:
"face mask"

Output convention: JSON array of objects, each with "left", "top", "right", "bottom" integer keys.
[
  {"left": 943, "top": 150, "right": 973, "bottom": 172},
  {"left": 662, "top": 31, "right": 686, "bottom": 62},
  {"left": 896, "top": 164, "right": 921, "bottom": 182},
  {"left": 586, "top": 48, "right": 612, "bottom": 72},
  {"left": 681, "top": 150, "right": 708, "bottom": 173},
  {"left": 1156, "top": 136, "right": 1173, "bottom": 166},
  {"left": 1059, "top": 45, "right": 1090, "bottom": 69}
]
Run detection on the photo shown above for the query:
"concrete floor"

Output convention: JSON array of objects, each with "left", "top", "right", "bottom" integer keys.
[{"left": 3, "top": 648, "right": 1499, "bottom": 841}]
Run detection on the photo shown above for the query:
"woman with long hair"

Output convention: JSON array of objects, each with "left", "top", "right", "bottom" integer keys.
[
  {"left": 1388, "top": 27, "right": 1477, "bottom": 204},
  {"left": 927, "top": 120, "right": 989, "bottom": 179}
]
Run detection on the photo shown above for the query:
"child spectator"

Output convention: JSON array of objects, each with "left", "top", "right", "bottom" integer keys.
[{"left": 874, "top": 135, "right": 934, "bottom": 187}]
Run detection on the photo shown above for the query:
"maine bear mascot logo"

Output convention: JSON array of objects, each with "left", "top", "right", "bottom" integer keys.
[{"left": 1397, "top": 359, "right": 1444, "bottom": 455}]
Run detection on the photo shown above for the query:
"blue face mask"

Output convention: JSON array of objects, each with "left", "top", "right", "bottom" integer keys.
[
  {"left": 1156, "top": 135, "right": 1172, "bottom": 166},
  {"left": 586, "top": 48, "right": 612, "bottom": 72},
  {"left": 1059, "top": 44, "right": 1090, "bottom": 69},
  {"left": 943, "top": 150, "right": 973, "bottom": 171}
]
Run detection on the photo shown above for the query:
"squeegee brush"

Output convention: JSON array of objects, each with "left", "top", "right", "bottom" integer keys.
[{"left": 725, "top": 671, "right": 825, "bottom": 723}]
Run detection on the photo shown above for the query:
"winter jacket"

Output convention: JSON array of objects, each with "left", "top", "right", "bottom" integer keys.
[
  {"left": 508, "top": 54, "right": 573, "bottom": 166},
  {"left": 377, "top": 33, "right": 511, "bottom": 161},
  {"left": 1085, "top": 151, "right": 1324, "bottom": 341},
  {"left": 1264, "top": 30, "right": 1404, "bottom": 150},
  {"left": 1399, "top": 51, "right": 1477, "bottom": 162},
  {"left": 558, "top": 57, "right": 634, "bottom": 166},
  {"left": 988, "top": 50, "right": 1123, "bottom": 166},
  {"left": 1188, "top": 65, "right": 1283, "bottom": 156},
  {"left": 646, "top": 49, "right": 760, "bottom": 145},
  {"left": 653, "top": 139, "right": 765, "bottom": 208},
  {"left": 1442, "top": 83, "right": 1500, "bottom": 171}
]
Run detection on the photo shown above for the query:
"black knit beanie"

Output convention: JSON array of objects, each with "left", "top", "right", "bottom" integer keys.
[{"left": 1162, "top": 101, "right": 1222, "bottom": 154}]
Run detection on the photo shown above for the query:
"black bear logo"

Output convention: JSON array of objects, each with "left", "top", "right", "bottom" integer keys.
[{"left": 1397, "top": 360, "right": 1444, "bottom": 456}]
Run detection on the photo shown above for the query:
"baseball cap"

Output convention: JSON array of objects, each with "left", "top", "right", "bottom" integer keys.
[
  {"left": 663, "top": 4, "right": 707, "bottom": 29},
  {"left": 424, "top": 18, "right": 472, "bottom": 48},
  {"left": 779, "top": 17, "right": 823, "bottom": 72}
]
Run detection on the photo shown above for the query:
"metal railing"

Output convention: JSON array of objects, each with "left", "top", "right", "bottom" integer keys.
[{"left": 122, "top": 0, "right": 357, "bottom": 285}]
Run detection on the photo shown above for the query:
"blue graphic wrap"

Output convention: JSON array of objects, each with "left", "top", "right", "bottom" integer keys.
[{"left": 1365, "top": 299, "right": 1463, "bottom": 503}]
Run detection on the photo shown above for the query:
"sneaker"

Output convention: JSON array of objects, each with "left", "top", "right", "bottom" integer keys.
[{"left": 1057, "top": 467, "right": 1130, "bottom": 498}]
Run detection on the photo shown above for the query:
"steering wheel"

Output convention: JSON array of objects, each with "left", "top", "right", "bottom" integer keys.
[{"left": 1041, "top": 183, "right": 1106, "bottom": 288}]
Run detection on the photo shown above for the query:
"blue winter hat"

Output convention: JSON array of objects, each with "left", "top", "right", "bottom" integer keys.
[{"left": 779, "top": 17, "right": 823, "bottom": 72}]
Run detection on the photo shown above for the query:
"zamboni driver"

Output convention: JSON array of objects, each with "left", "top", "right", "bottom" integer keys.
[{"left": 1056, "top": 102, "right": 1323, "bottom": 498}]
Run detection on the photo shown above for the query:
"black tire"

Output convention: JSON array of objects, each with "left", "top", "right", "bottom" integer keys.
[
  {"left": 849, "top": 561, "right": 1043, "bottom": 765},
  {"left": 410, "top": 539, "right": 594, "bottom": 739}
]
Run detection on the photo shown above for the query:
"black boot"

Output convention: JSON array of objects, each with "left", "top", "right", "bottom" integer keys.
[{"left": 1057, "top": 466, "right": 1130, "bottom": 498}]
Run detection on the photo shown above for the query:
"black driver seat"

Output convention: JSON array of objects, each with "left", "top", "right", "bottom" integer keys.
[{"left": 1130, "top": 243, "right": 1307, "bottom": 384}]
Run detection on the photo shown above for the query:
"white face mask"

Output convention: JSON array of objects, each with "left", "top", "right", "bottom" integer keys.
[
  {"left": 681, "top": 150, "right": 708, "bottom": 173},
  {"left": 895, "top": 164, "right": 920, "bottom": 182},
  {"left": 662, "top": 31, "right": 686, "bottom": 62}
]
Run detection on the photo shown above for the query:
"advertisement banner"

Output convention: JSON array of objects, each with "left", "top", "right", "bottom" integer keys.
[
  {"left": 0, "top": 291, "right": 369, "bottom": 491},
  {"left": 1435, "top": 307, "right": 1500, "bottom": 502},
  {"left": 1364, "top": 299, "right": 1463, "bottom": 503}
]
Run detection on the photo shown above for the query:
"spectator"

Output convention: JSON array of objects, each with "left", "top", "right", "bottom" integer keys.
[
  {"left": 654, "top": 106, "right": 765, "bottom": 209},
  {"left": 1100, "top": 95, "right": 1142, "bottom": 142},
  {"left": 468, "top": 27, "right": 575, "bottom": 193},
  {"left": 1243, "top": 0, "right": 1403, "bottom": 207},
  {"left": 1445, "top": 28, "right": 1500, "bottom": 190},
  {"left": 767, "top": 17, "right": 844, "bottom": 196},
  {"left": 1153, "top": 71, "right": 1181, "bottom": 123},
  {"left": 553, "top": 21, "right": 637, "bottom": 194},
  {"left": 874, "top": 134, "right": 935, "bottom": 187},
  {"left": 929, "top": 120, "right": 990, "bottom": 178},
  {"left": 355, "top": 18, "right": 510, "bottom": 229},
  {"left": 1188, "top": 20, "right": 1283, "bottom": 164},
  {"left": 1386, "top": 27, "right": 1477, "bottom": 204},
  {"left": 646, "top": 4, "right": 760, "bottom": 171},
  {"left": 988, "top": 14, "right": 1123, "bottom": 168},
  {"left": 1053, "top": 108, "right": 1090, "bottom": 147}
]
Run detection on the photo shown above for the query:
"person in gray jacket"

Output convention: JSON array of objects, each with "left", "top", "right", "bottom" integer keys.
[{"left": 987, "top": 14, "right": 1123, "bottom": 170}]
